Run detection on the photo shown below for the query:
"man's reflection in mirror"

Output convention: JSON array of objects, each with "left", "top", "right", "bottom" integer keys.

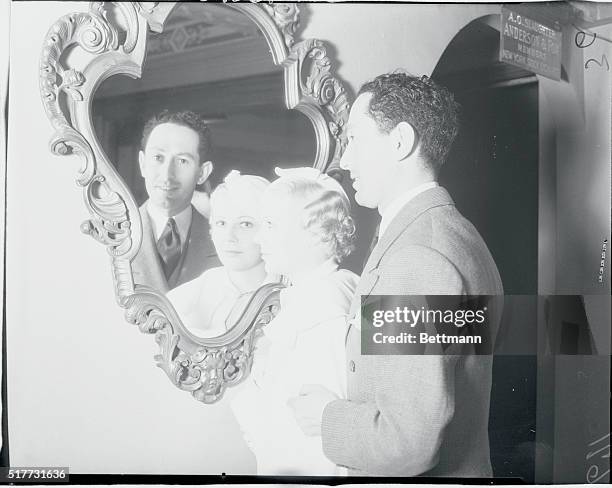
[
  {"left": 132, "top": 110, "right": 221, "bottom": 292},
  {"left": 167, "top": 171, "right": 276, "bottom": 338}
]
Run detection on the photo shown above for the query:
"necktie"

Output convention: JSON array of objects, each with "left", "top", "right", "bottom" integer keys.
[{"left": 157, "top": 218, "right": 182, "bottom": 280}]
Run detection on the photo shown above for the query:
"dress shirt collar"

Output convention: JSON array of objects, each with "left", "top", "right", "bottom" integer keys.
[
  {"left": 378, "top": 181, "right": 438, "bottom": 238},
  {"left": 146, "top": 203, "right": 193, "bottom": 249}
]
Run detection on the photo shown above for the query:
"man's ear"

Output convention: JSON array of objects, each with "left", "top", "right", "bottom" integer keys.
[
  {"left": 198, "top": 160, "right": 213, "bottom": 185},
  {"left": 391, "top": 121, "right": 418, "bottom": 161},
  {"left": 138, "top": 150, "right": 145, "bottom": 177}
]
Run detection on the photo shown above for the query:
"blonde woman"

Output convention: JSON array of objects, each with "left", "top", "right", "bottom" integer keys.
[
  {"left": 167, "top": 170, "right": 272, "bottom": 338},
  {"left": 231, "top": 166, "right": 358, "bottom": 475}
]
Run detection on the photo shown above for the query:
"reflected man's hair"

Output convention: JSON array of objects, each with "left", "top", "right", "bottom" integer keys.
[
  {"left": 358, "top": 73, "right": 460, "bottom": 172},
  {"left": 140, "top": 110, "right": 212, "bottom": 164}
]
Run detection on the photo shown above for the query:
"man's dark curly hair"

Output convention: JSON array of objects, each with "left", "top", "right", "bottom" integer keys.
[
  {"left": 358, "top": 73, "right": 460, "bottom": 172},
  {"left": 140, "top": 110, "right": 211, "bottom": 164}
]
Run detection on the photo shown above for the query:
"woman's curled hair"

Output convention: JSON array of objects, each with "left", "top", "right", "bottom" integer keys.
[{"left": 268, "top": 169, "right": 356, "bottom": 263}]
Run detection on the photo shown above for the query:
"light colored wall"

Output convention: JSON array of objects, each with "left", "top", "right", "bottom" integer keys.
[
  {"left": 301, "top": 3, "right": 499, "bottom": 94},
  {"left": 554, "top": 24, "right": 611, "bottom": 295},
  {"left": 6, "top": 1, "right": 498, "bottom": 474},
  {"left": 550, "top": 23, "right": 611, "bottom": 485},
  {"left": 537, "top": 21, "right": 611, "bottom": 297},
  {"left": 537, "top": 21, "right": 611, "bottom": 336}
]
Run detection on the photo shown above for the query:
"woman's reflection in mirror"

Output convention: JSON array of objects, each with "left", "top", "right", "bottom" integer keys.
[{"left": 167, "top": 170, "right": 275, "bottom": 338}]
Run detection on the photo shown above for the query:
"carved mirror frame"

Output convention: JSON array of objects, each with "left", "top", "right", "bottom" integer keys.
[{"left": 39, "top": 1, "right": 350, "bottom": 403}]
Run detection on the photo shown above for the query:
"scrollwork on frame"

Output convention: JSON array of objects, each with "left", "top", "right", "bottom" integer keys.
[
  {"left": 262, "top": 3, "right": 300, "bottom": 49},
  {"left": 81, "top": 176, "right": 132, "bottom": 257},
  {"left": 136, "top": 2, "right": 174, "bottom": 34},
  {"left": 287, "top": 38, "right": 351, "bottom": 175},
  {"left": 39, "top": 1, "right": 150, "bottom": 312},
  {"left": 40, "top": 2, "right": 349, "bottom": 404},
  {"left": 39, "top": 2, "right": 143, "bottom": 182},
  {"left": 133, "top": 284, "right": 283, "bottom": 404}
]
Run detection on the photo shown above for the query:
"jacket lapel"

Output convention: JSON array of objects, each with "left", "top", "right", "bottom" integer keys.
[
  {"left": 170, "top": 206, "right": 217, "bottom": 287},
  {"left": 187, "top": 207, "right": 217, "bottom": 256},
  {"left": 346, "top": 187, "right": 455, "bottom": 339},
  {"left": 364, "top": 186, "right": 455, "bottom": 273},
  {"left": 351, "top": 268, "right": 379, "bottom": 314}
]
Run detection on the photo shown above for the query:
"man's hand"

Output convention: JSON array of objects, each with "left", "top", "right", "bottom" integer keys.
[{"left": 287, "top": 384, "right": 339, "bottom": 436}]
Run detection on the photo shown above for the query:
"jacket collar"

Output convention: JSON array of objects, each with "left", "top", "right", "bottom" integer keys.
[{"left": 364, "top": 186, "right": 455, "bottom": 272}]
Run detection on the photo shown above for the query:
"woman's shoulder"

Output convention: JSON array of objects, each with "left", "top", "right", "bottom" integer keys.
[
  {"left": 197, "top": 266, "right": 228, "bottom": 282},
  {"left": 304, "top": 268, "right": 358, "bottom": 316},
  {"left": 334, "top": 268, "right": 359, "bottom": 285},
  {"left": 167, "top": 266, "right": 227, "bottom": 304},
  {"left": 327, "top": 268, "right": 359, "bottom": 296}
]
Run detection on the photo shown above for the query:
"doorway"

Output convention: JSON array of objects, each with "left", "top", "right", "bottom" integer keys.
[{"left": 432, "top": 17, "right": 538, "bottom": 482}]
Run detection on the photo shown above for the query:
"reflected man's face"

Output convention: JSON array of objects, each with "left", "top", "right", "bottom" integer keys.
[
  {"left": 257, "top": 192, "right": 314, "bottom": 277},
  {"left": 139, "top": 122, "right": 211, "bottom": 216},
  {"left": 210, "top": 189, "right": 263, "bottom": 272},
  {"left": 339, "top": 93, "right": 396, "bottom": 210}
]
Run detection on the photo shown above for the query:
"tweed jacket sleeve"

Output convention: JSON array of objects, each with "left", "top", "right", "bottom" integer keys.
[{"left": 321, "top": 245, "right": 466, "bottom": 476}]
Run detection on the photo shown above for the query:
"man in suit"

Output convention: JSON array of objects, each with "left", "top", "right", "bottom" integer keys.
[
  {"left": 288, "top": 74, "right": 504, "bottom": 477},
  {"left": 132, "top": 110, "right": 220, "bottom": 293}
]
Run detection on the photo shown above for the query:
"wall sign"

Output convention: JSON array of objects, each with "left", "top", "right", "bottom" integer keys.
[{"left": 500, "top": 6, "right": 562, "bottom": 80}]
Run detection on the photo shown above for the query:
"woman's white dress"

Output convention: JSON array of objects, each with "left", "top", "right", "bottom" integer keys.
[
  {"left": 230, "top": 259, "right": 358, "bottom": 475},
  {"left": 167, "top": 266, "right": 261, "bottom": 338}
]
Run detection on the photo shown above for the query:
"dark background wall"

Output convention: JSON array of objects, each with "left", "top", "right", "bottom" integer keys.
[
  {"left": 433, "top": 18, "right": 539, "bottom": 482},
  {"left": 93, "top": 72, "right": 316, "bottom": 205}
]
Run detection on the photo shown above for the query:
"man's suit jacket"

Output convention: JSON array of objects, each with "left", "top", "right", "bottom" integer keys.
[
  {"left": 131, "top": 202, "right": 220, "bottom": 293},
  {"left": 321, "top": 186, "right": 504, "bottom": 478}
]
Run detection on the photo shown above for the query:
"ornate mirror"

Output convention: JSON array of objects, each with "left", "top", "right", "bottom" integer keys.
[{"left": 39, "top": 2, "right": 349, "bottom": 403}]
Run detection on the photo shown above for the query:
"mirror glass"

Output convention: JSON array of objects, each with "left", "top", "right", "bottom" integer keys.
[{"left": 92, "top": 3, "right": 314, "bottom": 339}]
